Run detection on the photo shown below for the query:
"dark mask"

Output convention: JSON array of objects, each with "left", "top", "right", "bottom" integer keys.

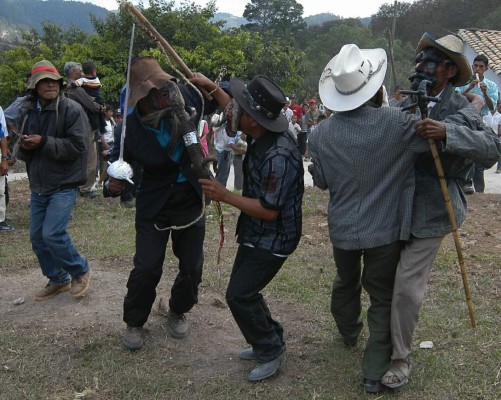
[{"left": 409, "top": 49, "right": 447, "bottom": 91}]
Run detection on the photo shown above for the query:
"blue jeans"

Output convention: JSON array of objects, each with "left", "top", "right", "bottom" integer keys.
[{"left": 30, "top": 189, "right": 89, "bottom": 285}]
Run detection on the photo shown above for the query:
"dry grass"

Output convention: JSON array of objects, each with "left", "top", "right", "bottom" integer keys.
[{"left": 1, "top": 180, "right": 500, "bottom": 399}]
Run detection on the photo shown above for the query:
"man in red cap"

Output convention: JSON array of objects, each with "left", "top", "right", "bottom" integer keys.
[{"left": 15, "top": 60, "right": 92, "bottom": 300}]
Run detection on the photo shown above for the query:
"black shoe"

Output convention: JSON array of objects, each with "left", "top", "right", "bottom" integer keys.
[
  {"left": 166, "top": 310, "right": 189, "bottom": 339},
  {"left": 123, "top": 326, "right": 145, "bottom": 350},
  {"left": 362, "top": 378, "right": 385, "bottom": 393},
  {"left": 248, "top": 352, "right": 286, "bottom": 381},
  {"left": 0, "top": 221, "right": 14, "bottom": 231},
  {"left": 239, "top": 348, "right": 256, "bottom": 361}
]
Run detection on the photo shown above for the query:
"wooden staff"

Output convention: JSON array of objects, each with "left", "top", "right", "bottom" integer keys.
[
  {"left": 123, "top": 2, "right": 213, "bottom": 99},
  {"left": 402, "top": 80, "right": 476, "bottom": 328}
]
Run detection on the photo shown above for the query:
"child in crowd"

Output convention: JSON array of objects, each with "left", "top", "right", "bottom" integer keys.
[
  {"left": 289, "top": 114, "right": 301, "bottom": 141},
  {"left": 70, "top": 60, "right": 106, "bottom": 135}
]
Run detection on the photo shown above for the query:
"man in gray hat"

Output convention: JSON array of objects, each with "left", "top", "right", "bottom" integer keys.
[
  {"left": 382, "top": 33, "right": 501, "bottom": 390},
  {"left": 199, "top": 75, "right": 304, "bottom": 382},
  {"left": 15, "top": 60, "right": 92, "bottom": 300}
]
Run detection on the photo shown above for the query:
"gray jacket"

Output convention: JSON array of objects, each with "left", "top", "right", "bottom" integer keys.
[
  {"left": 17, "top": 95, "right": 89, "bottom": 195},
  {"left": 308, "top": 104, "right": 428, "bottom": 250},
  {"left": 410, "top": 84, "right": 501, "bottom": 238}
]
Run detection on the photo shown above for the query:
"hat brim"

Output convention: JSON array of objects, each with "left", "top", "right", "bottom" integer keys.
[
  {"left": 27, "top": 72, "right": 64, "bottom": 90},
  {"left": 128, "top": 70, "right": 175, "bottom": 108},
  {"left": 230, "top": 78, "right": 289, "bottom": 133},
  {"left": 416, "top": 33, "right": 472, "bottom": 87},
  {"left": 319, "top": 48, "right": 387, "bottom": 112}
]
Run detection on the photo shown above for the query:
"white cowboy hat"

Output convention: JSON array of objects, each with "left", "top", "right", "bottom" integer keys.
[{"left": 318, "top": 44, "right": 387, "bottom": 112}]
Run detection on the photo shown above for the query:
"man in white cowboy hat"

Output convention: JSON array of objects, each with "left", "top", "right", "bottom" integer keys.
[
  {"left": 15, "top": 60, "right": 93, "bottom": 300},
  {"left": 383, "top": 33, "right": 501, "bottom": 390},
  {"left": 105, "top": 56, "right": 231, "bottom": 350},
  {"left": 308, "top": 43, "right": 434, "bottom": 393},
  {"left": 199, "top": 75, "right": 304, "bottom": 382}
]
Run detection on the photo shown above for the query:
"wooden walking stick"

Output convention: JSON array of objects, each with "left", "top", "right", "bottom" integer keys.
[{"left": 402, "top": 80, "right": 476, "bottom": 328}]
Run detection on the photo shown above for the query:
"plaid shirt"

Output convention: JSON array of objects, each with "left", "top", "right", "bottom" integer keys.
[{"left": 236, "top": 131, "right": 303, "bottom": 255}]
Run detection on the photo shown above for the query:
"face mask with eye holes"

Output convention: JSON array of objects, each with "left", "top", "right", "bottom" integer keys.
[{"left": 409, "top": 49, "right": 446, "bottom": 91}]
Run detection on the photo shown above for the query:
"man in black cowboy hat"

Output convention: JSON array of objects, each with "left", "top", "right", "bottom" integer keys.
[
  {"left": 383, "top": 33, "right": 501, "bottom": 390},
  {"left": 106, "top": 56, "right": 230, "bottom": 350},
  {"left": 15, "top": 60, "right": 93, "bottom": 300},
  {"left": 199, "top": 75, "right": 304, "bottom": 381}
]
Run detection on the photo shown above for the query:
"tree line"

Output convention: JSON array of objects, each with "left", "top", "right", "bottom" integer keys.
[{"left": 0, "top": 0, "right": 498, "bottom": 108}]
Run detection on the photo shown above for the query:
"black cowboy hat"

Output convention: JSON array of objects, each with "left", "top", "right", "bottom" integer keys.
[{"left": 230, "top": 75, "right": 289, "bottom": 133}]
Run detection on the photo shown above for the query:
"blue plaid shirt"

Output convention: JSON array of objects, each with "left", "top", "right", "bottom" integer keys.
[{"left": 236, "top": 131, "right": 303, "bottom": 255}]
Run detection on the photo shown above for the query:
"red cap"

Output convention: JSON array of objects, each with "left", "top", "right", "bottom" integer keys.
[{"left": 309, "top": 98, "right": 316, "bottom": 104}]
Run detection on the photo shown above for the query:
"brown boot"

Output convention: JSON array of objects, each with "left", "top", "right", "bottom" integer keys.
[
  {"left": 70, "top": 270, "right": 92, "bottom": 297},
  {"left": 35, "top": 282, "right": 71, "bottom": 301}
]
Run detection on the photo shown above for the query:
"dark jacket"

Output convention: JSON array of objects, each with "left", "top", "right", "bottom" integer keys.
[
  {"left": 17, "top": 95, "right": 89, "bottom": 195},
  {"left": 110, "top": 83, "right": 217, "bottom": 220}
]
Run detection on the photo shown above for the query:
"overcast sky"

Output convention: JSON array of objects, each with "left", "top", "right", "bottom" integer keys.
[{"left": 82, "top": 0, "right": 414, "bottom": 19}]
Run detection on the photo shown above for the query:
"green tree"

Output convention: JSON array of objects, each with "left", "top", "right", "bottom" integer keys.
[{"left": 242, "top": 0, "right": 306, "bottom": 36}]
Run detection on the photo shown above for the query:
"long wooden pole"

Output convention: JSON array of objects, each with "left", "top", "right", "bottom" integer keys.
[{"left": 427, "top": 139, "right": 476, "bottom": 328}]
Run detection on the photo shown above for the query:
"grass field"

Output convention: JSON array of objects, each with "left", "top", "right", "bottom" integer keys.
[{"left": 1, "top": 181, "right": 500, "bottom": 399}]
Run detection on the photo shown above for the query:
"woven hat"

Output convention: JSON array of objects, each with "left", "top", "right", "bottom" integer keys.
[
  {"left": 319, "top": 44, "right": 387, "bottom": 112},
  {"left": 230, "top": 75, "right": 289, "bottom": 133},
  {"left": 27, "top": 60, "right": 64, "bottom": 89},
  {"left": 415, "top": 33, "right": 472, "bottom": 86},
  {"left": 128, "top": 57, "right": 176, "bottom": 107}
]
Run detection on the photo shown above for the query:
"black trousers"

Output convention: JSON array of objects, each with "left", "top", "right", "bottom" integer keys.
[
  {"left": 123, "top": 190, "right": 205, "bottom": 327},
  {"left": 226, "top": 245, "right": 286, "bottom": 362}
]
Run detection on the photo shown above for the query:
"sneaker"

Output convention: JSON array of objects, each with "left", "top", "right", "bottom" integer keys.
[
  {"left": 70, "top": 270, "right": 92, "bottom": 297},
  {"left": 248, "top": 352, "right": 286, "bottom": 381},
  {"left": 462, "top": 184, "right": 474, "bottom": 195},
  {"left": 0, "top": 221, "right": 13, "bottom": 231},
  {"left": 122, "top": 326, "right": 145, "bottom": 350},
  {"left": 166, "top": 310, "right": 189, "bottom": 339},
  {"left": 35, "top": 282, "right": 71, "bottom": 301},
  {"left": 239, "top": 348, "right": 256, "bottom": 361},
  {"left": 496, "top": 170, "right": 501, "bottom": 174}
]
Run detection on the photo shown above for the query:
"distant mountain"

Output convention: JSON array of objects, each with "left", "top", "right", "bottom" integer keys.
[
  {"left": 212, "top": 12, "right": 370, "bottom": 29},
  {"left": 0, "top": 0, "right": 110, "bottom": 35},
  {"left": 212, "top": 13, "right": 249, "bottom": 30}
]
